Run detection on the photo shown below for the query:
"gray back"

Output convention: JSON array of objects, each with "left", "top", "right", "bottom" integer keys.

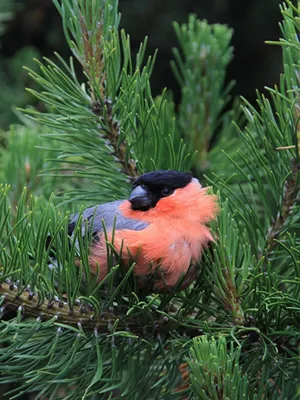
[{"left": 68, "top": 200, "right": 149, "bottom": 238}]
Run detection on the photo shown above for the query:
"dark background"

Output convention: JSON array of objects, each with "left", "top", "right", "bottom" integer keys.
[{"left": 0, "top": 0, "right": 283, "bottom": 115}]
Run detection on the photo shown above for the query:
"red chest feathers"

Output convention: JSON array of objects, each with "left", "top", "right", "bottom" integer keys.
[{"left": 89, "top": 181, "right": 218, "bottom": 284}]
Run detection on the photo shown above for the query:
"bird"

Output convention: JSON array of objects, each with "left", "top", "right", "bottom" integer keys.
[{"left": 67, "top": 170, "right": 218, "bottom": 292}]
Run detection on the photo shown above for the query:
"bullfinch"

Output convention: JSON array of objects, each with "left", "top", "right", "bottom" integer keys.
[{"left": 68, "top": 170, "right": 218, "bottom": 292}]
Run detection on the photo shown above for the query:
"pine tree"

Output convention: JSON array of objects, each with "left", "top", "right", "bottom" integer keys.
[{"left": 0, "top": 0, "right": 299, "bottom": 399}]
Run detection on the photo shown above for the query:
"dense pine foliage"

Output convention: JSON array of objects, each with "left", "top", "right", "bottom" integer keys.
[{"left": 0, "top": 1, "right": 299, "bottom": 398}]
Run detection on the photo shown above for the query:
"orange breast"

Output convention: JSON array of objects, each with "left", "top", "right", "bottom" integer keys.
[{"left": 89, "top": 212, "right": 213, "bottom": 287}]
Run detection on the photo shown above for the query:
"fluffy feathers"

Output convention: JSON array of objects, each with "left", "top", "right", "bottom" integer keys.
[{"left": 70, "top": 172, "right": 218, "bottom": 291}]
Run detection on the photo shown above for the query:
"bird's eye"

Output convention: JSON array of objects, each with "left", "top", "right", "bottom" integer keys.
[{"left": 161, "top": 186, "right": 173, "bottom": 197}]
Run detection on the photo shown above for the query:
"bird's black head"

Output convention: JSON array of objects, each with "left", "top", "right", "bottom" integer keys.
[{"left": 128, "top": 170, "right": 193, "bottom": 211}]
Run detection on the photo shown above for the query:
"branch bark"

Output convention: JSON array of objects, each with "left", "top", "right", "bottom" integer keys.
[
  {"left": 0, "top": 281, "right": 203, "bottom": 338},
  {"left": 266, "top": 159, "right": 300, "bottom": 253}
]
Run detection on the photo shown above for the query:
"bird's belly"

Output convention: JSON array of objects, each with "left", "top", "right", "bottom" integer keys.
[
  {"left": 169, "top": 239, "right": 191, "bottom": 251},
  {"left": 89, "top": 225, "right": 203, "bottom": 283},
  {"left": 166, "top": 239, "right": 193, "bottom": 267}
]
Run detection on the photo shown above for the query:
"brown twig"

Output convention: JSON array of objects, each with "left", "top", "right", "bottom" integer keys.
[
  {"left": 102, "top": 98, "right": 139, "bottom": 182},
  {"left": 78, "top": 11, "right": 139, "bottom": 182},
  {"left": 266, "top": 159, "right": 300, "bottom": 254},
  {"left": 0, "top": 282, "right": 203, "bottom": 338},
  {"left": 79, "top": 14, "right": 105, "bottom": 102},
  {"left": 222, "top": 266, "right": 245, "bottom": 325},
  {"left": 0, "top": 281, "right": 153, "bottom": 333}
]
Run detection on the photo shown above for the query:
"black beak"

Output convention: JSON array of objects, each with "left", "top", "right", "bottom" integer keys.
[{"left": 129, "top": 185, "right": 153, "bottom": 210}]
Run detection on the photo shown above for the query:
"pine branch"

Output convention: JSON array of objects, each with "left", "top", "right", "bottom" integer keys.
[
  {"left": 102, "top": 98, "right": 138, "bottom": 181},
  {"left": 266, "top": 158, "right": 299, "bottom": 254},
  {"left": 0, "top": 124, "right": 67, "bottom": 208},
  {"left": 78, "top": 13, "right": 106, "bottom": 101},
  {"left": 22, "top": 0, "right": 194, "bottom": 204},
  {"left": 61, "top": 1, "right": 138, "bottom": 181},
  {"left": 188, "top": 336, "right": 250, "bottom": 399},
  {"left": 1, "top": 1, "right": 300, "bottom": 399},
  {"left": 1, "top": 280, "right": 218, "bottom": 339},
  {"left": 1, "top": 281, "right": 171, "bottom": 336},
  {"left": 171, "top": 16, "right": 235, "bottom": 171}
]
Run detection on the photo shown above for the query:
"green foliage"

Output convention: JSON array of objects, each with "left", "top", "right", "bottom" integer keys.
[
  {"left": 0, "top": 186, "right": 232, "bottom": 398},
  {"left": 188, "top": 336, "right": 249, "bottom": 400},
  {"left": 172, "top": 16, "right": 237, "bottom": 171},
  {"left": 0, "top": 1, "right": 41, "bottom": 128},
  {"left": 0, "top": 48, "right": 40, "bottom": 124},
  {"left": 0, "top": 0, "right": 18, "bottom": 36},
  {"left": 0, "top": 0, "right": 299, "bottom": 399},
  {"left": 22, "top": 0, "right": 195, "bottom": 204},
  {"left": 0, "top": 123, "right": 60, "bottom": 205}
]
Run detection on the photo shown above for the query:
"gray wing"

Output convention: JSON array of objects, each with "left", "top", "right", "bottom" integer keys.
[{"left": 68, "top": 200, "right": 149, "bottom": 240}]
